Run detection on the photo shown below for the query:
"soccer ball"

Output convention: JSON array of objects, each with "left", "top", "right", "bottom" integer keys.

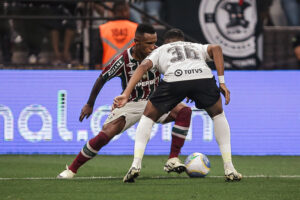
[{"left": 184, "top": 152, "right": 211, "bottom": 178}]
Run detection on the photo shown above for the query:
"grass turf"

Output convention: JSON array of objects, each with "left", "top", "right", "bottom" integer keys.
[{"left": 0, "top": 155, "right": 299, "bottom": 200}]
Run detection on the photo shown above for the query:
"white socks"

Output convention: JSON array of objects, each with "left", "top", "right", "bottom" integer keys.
[
  {"left": 212, "top": 111, "right": 235, "bottom": 171},
  {"left": 132, "top": 115, "right": 155, "bottom": 169},
  {"left": 131, "top": 112, "right": 235, "bottom": 171}
]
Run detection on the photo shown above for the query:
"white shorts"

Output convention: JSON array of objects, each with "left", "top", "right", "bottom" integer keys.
[{"left": 103, "top": 100, "right": 170, "bottom": 132}]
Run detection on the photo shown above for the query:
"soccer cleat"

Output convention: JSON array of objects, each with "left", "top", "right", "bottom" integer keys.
[
  {"left": 224, "top": 169, "right": 242, "bottom": 182},
  {"left": 57, "top": 165, "right": 76, "bottom": 179},
  {"left": 123, "top": 167, "right": 140, "bottom": 183},
  {"left": 164, "top": 157, "right": 186, "bottom": 174}
]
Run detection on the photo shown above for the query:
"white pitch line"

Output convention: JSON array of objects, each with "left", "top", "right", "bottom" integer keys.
[
  {"left": 209, "top": 175, "right": 300, "bottom": 178},
  {"left": 0, "top": 175, "right": 300, "bottom": 180},
  {"left": 0, "top": 176, "right": 120, "bottom": 180}
]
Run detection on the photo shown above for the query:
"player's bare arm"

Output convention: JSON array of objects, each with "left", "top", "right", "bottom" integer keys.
[
  {"left": 79, "top": 76, "right": 106, "bottom": 122},
  {"left": 207, "top": 44, "right": 230, "bottom": 105},
  {"left": 114, "top": 59, "right": 153, "bottom": 108}
]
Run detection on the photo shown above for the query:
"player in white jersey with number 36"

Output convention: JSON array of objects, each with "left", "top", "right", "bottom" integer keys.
[
  {"left": 57, "top": 24, "right": 192, "bottom": 180},
  {"left": 114, "top": 28, "right": 242, "bottom": 182}
]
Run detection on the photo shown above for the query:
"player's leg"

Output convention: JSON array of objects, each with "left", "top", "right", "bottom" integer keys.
[
  {"left": 57, "top": 117, "right": 125, "bottom": 178},
  {"left": 123, "top": 101, "right": 163, "bottom": 182},
  {"left": 190, "top": 78, "right": 241, "bottom": 181},
  {"left": 205, "top": 97, "right": 242, "bottom": 181},
  {"left": 124, "top": 102, "right": 191, "bottom": 181},
  {"left": 124, "top": 81, "right": 186, "bottom": 182},
  {"left": 129, "top": 86, "right": 187, "bottom": 172},
  {"left": 58, "top": 101, "right": 146, "bottom": 178},
  {"left": 68, "top": 117, "right": 125, "bottom": 173},
  {"left": 162, "top": 103, "right": 192, "bottom": 173}
]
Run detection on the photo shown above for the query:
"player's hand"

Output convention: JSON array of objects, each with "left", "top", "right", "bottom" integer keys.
[
  {"left": 186, "top": 97, "right": 194, "bottom": 103},
  {"left": 219, "top": 83, "right": 230, "bottom": 105},
  {"left": 79, "top": 104, "right": 93, "bottom": 122},
  {"left": 113, "top": 94, "right": 129, "bottom": 108},
  {"left": 111, "top": 101, "right": 119, "bottom": 111}
]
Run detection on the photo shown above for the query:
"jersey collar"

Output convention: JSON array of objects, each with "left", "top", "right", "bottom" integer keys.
[{"left": 128, "top": 47, "right": 137, "bottom": 63}]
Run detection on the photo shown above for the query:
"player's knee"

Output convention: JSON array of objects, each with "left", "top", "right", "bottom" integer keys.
[
  {"left": 102, "top": 118, "right": 125, "bottom": 138},
  {"left": 143, "top": 104, "right": 162, "bottom": 121},
  {"left": 212, "top": 110, "right": 225, "bottom": 120},
  {"left": 206, "top": 104, "right": 223, "bottom": 118}
]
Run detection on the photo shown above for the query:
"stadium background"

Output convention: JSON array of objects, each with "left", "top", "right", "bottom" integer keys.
[
  {"left": 1, "top": 0, "right": 299, "bottom": 156},
  {"left": 1, "top": 1, "right": 300, "bottom": 200}
]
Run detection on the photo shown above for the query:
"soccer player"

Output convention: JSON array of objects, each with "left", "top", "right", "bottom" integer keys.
[
  {"left": 57, "top": 24, "right": 192, "bottom": 179},
  {"left": 114, "top": 28, "right": 242, "bottom": 182}
]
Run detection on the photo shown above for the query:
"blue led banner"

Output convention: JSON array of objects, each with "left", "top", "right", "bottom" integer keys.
[{"left": 0, "top": 70, "right": 300, "bottom": 155}]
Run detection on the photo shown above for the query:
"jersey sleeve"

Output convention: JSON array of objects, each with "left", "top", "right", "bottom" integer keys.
[
  {"left": 145, "top": 48, "right": 160, "bottom": 69},
  {"left": 200, "top": 44, "right": 213, "bottom": 62},
  {"left": 100, "top": 53, "right": 124, "bottom": 82}
]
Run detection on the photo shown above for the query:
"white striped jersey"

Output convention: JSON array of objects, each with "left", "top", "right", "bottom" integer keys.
[{"left": 101, "top": 47, "right": 160, "bottom": 102}]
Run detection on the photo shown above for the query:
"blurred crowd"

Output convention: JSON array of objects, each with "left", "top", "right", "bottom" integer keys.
[
  {"left": 257, "top": 0, "right": 300, "bottom": 68},
  {"left": 0, "top": 1, "right": 79, "bottom": 66},
  {"left": 257, "top": 0, "right": 299, "bottom": 26},
  {"left": 0, "top": 0, "right": 164, "bottom": 68},
  {"left": 0, "top": 0, "right": 299, "bottom": 69}
]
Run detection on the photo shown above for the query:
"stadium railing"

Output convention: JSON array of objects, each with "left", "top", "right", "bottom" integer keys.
[{"left": 0, "top": 0, "right": 198, "bottom": 70}]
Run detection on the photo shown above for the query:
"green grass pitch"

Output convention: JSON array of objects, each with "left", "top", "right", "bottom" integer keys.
[{"left": 0, "top": 155, "right": 300, "bottom": 200}]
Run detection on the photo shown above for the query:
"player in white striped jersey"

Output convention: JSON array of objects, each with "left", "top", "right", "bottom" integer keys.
[
  {"left": 115, "top": 28, "right": 242, "bottom": 182},
  {"left": 57, "top": 24, "right": 191, "bottom": 179}
]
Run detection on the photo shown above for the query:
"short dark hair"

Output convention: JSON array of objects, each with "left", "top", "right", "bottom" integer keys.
[
  {"left": 112, "top": 1, "right": 128, "bottom": 13},
  {"left": 163, "top": 28, "right": 185, "bottom": 41},
  {"left": 136, "top": 23, "right": 156, "bottom": 35}
]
